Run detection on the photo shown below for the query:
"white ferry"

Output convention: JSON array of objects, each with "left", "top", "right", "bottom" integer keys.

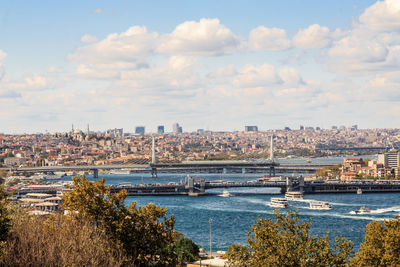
[
  {"left": 357, "top": 188, "right": 362, "bottom": 195},
  {"left": 309, "top": 200, "right": 332, "bottom": 210},
  {"left": 219, "top": 190, "right": 231, "bottom": 197},
  {"left": 270, "top": 198, "right": 288, "bottom": 208},
  {"left": 285, "top": 191, "right": 303, "bottom": 201}
]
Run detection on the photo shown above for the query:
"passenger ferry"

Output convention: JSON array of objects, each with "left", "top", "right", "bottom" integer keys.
[
  {"left": 309, "top": 200, "right": 332, "bottom": 210},
  {"left": 219, "top": 190, "right": 231, "bottom": 197},
  {"left": 357, "top": 188, "right": 362, "bottom": 195},
  {"left": 270, "top": 198, "right": 288, "bottom": 208},
  {"left": 285, "top": 191, "right": 303, "bottom": 201}
]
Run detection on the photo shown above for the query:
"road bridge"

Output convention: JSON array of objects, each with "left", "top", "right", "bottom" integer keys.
[
  {"left": 3, "top": 161, "right": 336, "bottom": 178},
  {"left": 11, "top": 176, "right": 400, "bottom": 197}
]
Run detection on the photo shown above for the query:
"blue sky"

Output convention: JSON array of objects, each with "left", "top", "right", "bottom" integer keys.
[{"left": 0, "top": 0, "right": 399, "bottom": 133}]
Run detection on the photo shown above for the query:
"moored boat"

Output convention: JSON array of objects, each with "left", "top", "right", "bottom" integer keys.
[
  {"left": 285, "top": 191, "right": 303, "bottom": 201},
  {"left": 309, "top": 200, "right": 332, "bottom": 210},
  {"left": 270, "top": 197, "right": 288, "bottom": 208},
  {"left": 357, "top": 188, "right": 362, "bottom": 195}
]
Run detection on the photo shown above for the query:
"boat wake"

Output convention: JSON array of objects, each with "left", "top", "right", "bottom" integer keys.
[
  {"left": 369, "top": 206, "right": 400, "bottom": 214},
  {"left": 234, "top": 197, "right": 269, "bottom": 206}
]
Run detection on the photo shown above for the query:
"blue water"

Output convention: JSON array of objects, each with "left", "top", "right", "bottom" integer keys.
[{"left": 72, "top": 171, "right": 398, "bottom": 252}]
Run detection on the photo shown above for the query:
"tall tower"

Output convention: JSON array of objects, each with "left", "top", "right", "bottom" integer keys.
[
  {"left": 269, "top": 135, "right": 274, "bottom": 161},
  {"left": 71, "top": 124, "right": 74, "bottom": 133},
  {"left": 151, "top": 136, "right": 156, "bottom": 164},
  {"left": 87, "top": 124, "right": 90, "bottom": 136}
]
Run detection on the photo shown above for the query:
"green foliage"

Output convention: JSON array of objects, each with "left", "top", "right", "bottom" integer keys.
[
  {"left": 227, "top": 210, "right": 353, "bottom": 267},
  {"left": 350, "top": 218, "right": 400, "bottom": 266},
  {"left": 1, "top": 212, "right": 126, "bottom": 266},
  {"left": 175, "top": 236, "right": 200, "bottom": 266},
  {"left": 63, "top": 176, "right": 177, "bottom": 266},
  {"left": 0, "top": 185, "right": 10, "bottom": 257}
]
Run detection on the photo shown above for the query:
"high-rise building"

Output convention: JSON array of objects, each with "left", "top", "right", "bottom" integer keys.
[
  {"left": 157, "top": 125, "right": 164, "bottom": 135},
  {"left": 386, "top": 150, "right": 400, "bottom": 169},
  {"left": 172, "top": 123, "right": 182, "bottom": 133},
  {"left": 135, "top": 126, "right": 145, "bottom": 135},
  {"left": 245, "top": 126, "right": 258, "bottom": 132},
  {"left": 299, "top": 125, "right": 304, "bottom": 130}
]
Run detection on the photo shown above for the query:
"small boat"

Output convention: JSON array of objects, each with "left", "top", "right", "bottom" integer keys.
[
  {"left": 270, "top": 198, "right": 288, "bottom": 208},
  {"left": 219, "top": 190, "right": 231, "bottom": 197},
  {"left": 285, "top": 191, "right": 303, "bottom": 201},
  {"left": 309, "top": 200, "right": 332, "bottom": 210},
  {"left": 357, "top": 188, "right": 362, "bottom": 195},
  {"left": 352, "top": 207, "right": 370, "bottom": 214}
]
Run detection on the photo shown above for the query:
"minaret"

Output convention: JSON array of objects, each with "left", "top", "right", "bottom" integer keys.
[
  {"left": 87, "top": 124, "right": 90, "bottom": 136},
  {"left": 72, "top": 124, "right": 74, "bottom": 133},
  {"left": 152, "top": 136, "right": 156, "bottom": 164},
  {"left": 269, "top": 135, "right": 274, "bottom": 161}
]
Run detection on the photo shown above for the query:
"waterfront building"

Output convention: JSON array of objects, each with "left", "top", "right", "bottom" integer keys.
[
  {"left": 157, "top": 126, "right": 164, "bottom": 135},
  {"left": 245, "top": 126, "right": 258, "bottom": 132},
  {"left": 342, "top": 158, "right": 364, "bottom": 173},
  {"left": 135, "top": 126, "right": 145, "bottom": 135},
  {"left": 385, "top": 150, "right": 400, "bottom": 169}
]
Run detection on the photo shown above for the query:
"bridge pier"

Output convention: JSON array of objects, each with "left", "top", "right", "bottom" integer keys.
[
  {"left": 151, "top": 167, "right": 157, "bottom": 178},
  {"left": 269, "top": 166, "right": 275, "bottom": 177},
  {"left": 92, "top": 169, "right": 98, "bottom": 179}
]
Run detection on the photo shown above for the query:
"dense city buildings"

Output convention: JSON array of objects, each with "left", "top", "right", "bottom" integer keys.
[{"left": 2, "top": 127, "right": 400, "bottom": 168}]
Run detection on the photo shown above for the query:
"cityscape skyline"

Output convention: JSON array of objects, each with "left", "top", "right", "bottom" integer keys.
[{"left": 1, "top": 0, "right": 400, "bottom": 133}]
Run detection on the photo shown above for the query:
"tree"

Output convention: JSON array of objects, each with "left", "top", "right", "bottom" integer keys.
[
  {"left": 226, "top": 210, "right": 353, "bottom": 266},
  {"left": 175, "top": 236, "right": 200, "bottom": 266},
  {"left": 1, "top": 212, "right": 126, "bottom": 266},
  {"left": 350, "top": 218, "right": 400, "bottom": 266},
  {"left": 63, "top": 176, "right": 177, "bottom": 266},
  {"left": 0, "top": 185, "right": 10, "bottom": 250}
]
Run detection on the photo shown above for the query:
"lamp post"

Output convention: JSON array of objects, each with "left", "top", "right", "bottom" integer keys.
[{"left": 209, "top": 218, "right": 213, "bottom": 259}]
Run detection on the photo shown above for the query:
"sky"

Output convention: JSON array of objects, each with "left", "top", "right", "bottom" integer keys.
[{"left": 1, "top": 0, "right": 400, "bottom": 133}]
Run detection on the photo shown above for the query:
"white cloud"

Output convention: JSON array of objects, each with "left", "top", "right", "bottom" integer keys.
[
  {"left": 294, "top": 24, "right": 334, "bottom": 49},
  {"left": 233, "top": 64, "right": 282, "bottom": 88},
  {"left": 325, "top": 0, "right": 400, "bottom": 75},
  {"left": 80, "top": 34, "right": 99, "bottom": 43},
  {"left": 157, "top": 18, "right": 242, "bottom": 56},
  {"left": 249, "top": 26, "right": 291, "bottom": 51},
  {"left": 93, "top": 8, "right": 103, "bottom": 14},
  {"left": 207, "top": 64, "right": 237, "bottom": 84},
  {"left": 359, "top": 0, "right": 400, "bottom": 32},
  {"left": 278, "top": 67, "right": 303, "bottom": 87},
  {"left": 70, "top": 26, "right": 158, "bottom": 64},
  {"left": 0, "top": 49, "right": 6, "bottom": 80},
  {"left": 4, "top": 74, "right": 48, "bottom": 91},
  {"left": 118, "top": 55, "right": 202, "bottom": 95},
  {"left": 76, "top": 62, "right": 143, "bottom": 79}
]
